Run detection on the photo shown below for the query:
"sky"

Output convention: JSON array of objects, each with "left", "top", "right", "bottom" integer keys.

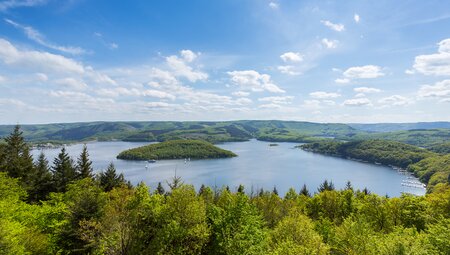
[{"left": 0, "top": 0, "right": 449, "bottom": 124}]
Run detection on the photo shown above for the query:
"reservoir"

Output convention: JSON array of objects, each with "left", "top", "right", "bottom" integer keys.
[{"left": 32, "top": 139, "right": 426, "bottom": 197}]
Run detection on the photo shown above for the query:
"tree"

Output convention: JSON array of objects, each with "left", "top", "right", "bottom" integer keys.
[
  {"left": 2, "top": 125, "right": 34, "bottom": 182},
  {"left": 318, "top": 180, "right": 335, "bottom": 193},
  {"left": 76, "top": 144, "right": 93, "bottom": 179},
  {"left": 28, "top": 151, "right": 53, "bottom": 202},
  {"left": 98, "top": 162, "right": 126, "bottom": 192},
  {"left": 272, "top": 186, "right": 279, "bottom": 196},
  {"left": 156, "top": 182, "right": 165, "bottom": 195},
  {"left": 237, "top": 184, "right": 245, "bottom": 194},
  {"left": 345, "top": 181, "right": 353, "bottom": 191},
  {"left": 300, "top": 184, "right": 311, "bottom": 197},
  {"left": 52, "top": 147, "right": 77, "bottom": 192}
]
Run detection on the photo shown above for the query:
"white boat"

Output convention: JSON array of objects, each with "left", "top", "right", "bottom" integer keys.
[{"left": 147, "top": 159, "right": 156, "bottom": 163}]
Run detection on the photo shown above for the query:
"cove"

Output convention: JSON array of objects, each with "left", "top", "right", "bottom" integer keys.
[{"left": 32, "top": 139, "right": 426, "bottom": 197}]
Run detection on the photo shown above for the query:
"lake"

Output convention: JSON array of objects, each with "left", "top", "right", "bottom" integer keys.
[{"left": 32, "top": 139, "right": 426, "bottom": 197}]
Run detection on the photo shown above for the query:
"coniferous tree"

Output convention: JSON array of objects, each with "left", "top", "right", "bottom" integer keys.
[
  {"left": 28, "top": 151, "right": 53, "bottom": 202},
  {"left": 156, "top": 182, "right": 165, "bottom": 195},
  {"left": 318, "top": 180, "right": 335, "bottom": 193},
  {"left": 2, "top": 125, "right": 34, "bottom": 180},
  {"left": 237, "top": 184, "right": 245, "bottom": 194},
  {"left": 272, "top": 186, "right": 279, "bottom": 196},
  {"left": 345, "top": 181, "right": 354, "bottom": 191},
  {"left": 198, "top": 184, "right": 206, "bottom": 195},
  {"left": 98, "top": 162, "right": 126, "bottom": 192},
  {"left": 52, "top": 147, "right": 77, "bottom": 192},
  {"left": 76, "top": 144, "right": 93, "bottom": 179},
  {"left": 300, "top": 184, "right": 311, "bottom": 197}
]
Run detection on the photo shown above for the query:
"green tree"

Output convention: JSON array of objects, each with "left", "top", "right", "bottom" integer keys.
[
  {"left": 318, "top": 180, "right": 335, "bottom": 193},
  {"left": 1, "top": 125, "right": 34, "bottom": 182},
  {"left": 52, "top": 147, "right": 77, "bottom": 192},
  {"left": 300, "top": 184, "right": 311, "bottom": 197},
  {"left": 76, "top": 144, "right": 93, "bottom": 179},
  {"left": 209, "top": 190, "right": 268, "bottom": 254},
  {"left": 269, "top": 213, "right": 328, "bottom": 255},
  {"left": 156, "top": 181, "right": 165, "bottom": 195},
  {"left": 28, "top": 151, "right": 54, "bottom": 202},
  {"left": 98, "top": 162, "right": 126, "bottom": 192}
]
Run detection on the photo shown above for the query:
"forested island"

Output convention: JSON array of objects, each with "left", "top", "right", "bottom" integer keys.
[
  {"left": 117, "top": 139, "right": 237, "bottom": 160},
  {"left": 1, "top": 126, "right": 450, "bottom": 254}
]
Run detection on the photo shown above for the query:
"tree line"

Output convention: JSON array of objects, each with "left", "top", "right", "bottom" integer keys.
[{"left": 1, "top": 126, "right": 450, "bottom": 254}]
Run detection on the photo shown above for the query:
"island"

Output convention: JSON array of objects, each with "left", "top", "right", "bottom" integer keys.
[{"left": 116, "top": 139, "right": 237, "bottom": 160}]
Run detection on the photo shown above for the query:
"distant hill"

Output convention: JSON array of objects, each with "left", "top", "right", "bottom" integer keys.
[
  {"left": 349, "top": 122, "right": 450, "bottom": 132},
  {"left": 0, "top": 120, "right": 361, "bottom": 144},
  {"left": 0, "top": 120, "right": 448, "bottom": 149}
]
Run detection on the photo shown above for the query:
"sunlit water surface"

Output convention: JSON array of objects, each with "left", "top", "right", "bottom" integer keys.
[{"left": 32, "top": 140, "right": 426, "bottom": 197}]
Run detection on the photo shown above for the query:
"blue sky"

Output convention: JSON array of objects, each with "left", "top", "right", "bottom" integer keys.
[{"left": 0, "top": 0, "right": 449, "bottom": 124}]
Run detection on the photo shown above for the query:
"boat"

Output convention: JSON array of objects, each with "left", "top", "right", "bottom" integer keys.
[{"left": 147, "top": 159, "right": 156, "bottom": 163}]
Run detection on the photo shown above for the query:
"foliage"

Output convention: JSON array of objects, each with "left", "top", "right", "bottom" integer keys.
[
  {"left": 98, "top": 162, "right": 127, "bottom": 192},
  {"left": 117, "top": 139, "right": 237, "bottom": 160}
]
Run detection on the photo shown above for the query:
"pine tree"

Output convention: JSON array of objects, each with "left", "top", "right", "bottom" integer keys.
[
  {"left": 28, "top": 151, "right": 54, "bottom": 202},
  {"left": 2, "top": 125, "right": 34, "bottom": 180},
  {"left": 345, "top": 181, "right": 353, "bottom": 191},
  {"left": 272, "top": 186, "right": 279, "bottom": 196},
  {"left": 198, "top": 184, "right": 206, "bottom": 195},
  {"left": 318, "top": 180, "right": 335, "bottom": 193},
  {"left": 52, "top": 147, "right": 77, "bottom": 192},
  {"left": 156, "top": 182, "right": 165, "bottom": 195},
  {"left": 237, "top": 184, "right": 245, "bottom": 194},
  {"left": 300, "top": 184, "right": 311, "bottom": 197},
  {"left": 98, "top": 162, "right": 126, "bottom": 192},
  {"left": 167, "top": 174, "right": 183, "bottom": 191},
  {"left": 76, "top": 144, "right": 93, "bottom": 179}
]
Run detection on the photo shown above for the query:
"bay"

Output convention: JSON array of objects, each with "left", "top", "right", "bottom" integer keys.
[{"left": 32, "top": 139, "right": 426, "bottom": 197}]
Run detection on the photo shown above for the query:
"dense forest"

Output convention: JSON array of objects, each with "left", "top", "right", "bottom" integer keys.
[
  {"left": 300, "top": 140, "right": 450, "bottom": 192},
  {"left": 1, "top": 126, "right": 450, "bottom": 254},
  {"left": 116, "top": 140, "right": 237, "bottom": 160}
]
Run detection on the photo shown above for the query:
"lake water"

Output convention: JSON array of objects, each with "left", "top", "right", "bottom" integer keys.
[{"left": 32, "top": 140, "right": 426, "bottom": 197}]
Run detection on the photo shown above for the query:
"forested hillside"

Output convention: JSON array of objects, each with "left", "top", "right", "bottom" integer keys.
[
  {"left": 300, "top": 140, "right": 449, "bottom": 192},
  {"left": 1, "top": 121, "right": 449, "bottom": 149}
]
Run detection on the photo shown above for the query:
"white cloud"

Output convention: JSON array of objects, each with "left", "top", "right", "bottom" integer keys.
[
  {"left": 0, "top": 0, "right": 47, "bottom": 11},
  {"left": 309, "top": 91, "right": 341, "bottom": 99},
  {"left": 405, "top": 69, "right": 415, "bottom": 75},
  {"left": 353, "top": 87, "right": 382, "bottom": 93},
  {"left": 343, "top": 98, "right": 372, "bottom": 106},
  {"left": 258, "top": 96, "right": 294, "bottom": 105},
  {"left": 232, "top": 91, "right": 250, "bottom": 97},
  {"left": 269, "top": 2, "right": 278, "bottom": 9},
  {"left": 227, "top": 70, "right": 285, "bottom": 93},
  {"left": 354, "top": 93, "right": 365, "bottom": 98},
  {"left": 55, "top": 78, "right": 88, "bottom": 90},
  {"left": 321, "top": 38, "right": 338, "bottom": 49},
  {"left": 166, "top": 51, "right": 208, "bottom": 82},
  {"left": 321, "top": 20, "right": 345, "bottom": 32},
  {"left": 413, "top": 38, "right": 450, "bottom": 76},
  {"left": 354, "top": 14, "right": 360, "bottom": 23},
  {"left": 180, "top": 50, "right": 197, "bottom": 62},
  {"left": 277, "top": 65, "right": 301, "bottom": 75},
  {"left": 0, "top": 75, "right": 5, "bottom": 83},
  {"left": 417, "top": 79, "right": 450, "bottom": 102},
  {"left": 302, "top": 99, "right": 321, "bottom": 110},
  {"left": 280, "top": 52, "right": 303, "bottom": 63},
  {"left": 35, "top": 72, "right": 48, "bottom": 82},
  {"left": 0, "top": 38, "right": 85, "bottom": 74},
  {"left": 335, "top": 78, "right": 350, "bottom": 84},
  {"left": 343, "top": 65, "right": 385, "bottom": 79},
  {"left": 259, "top": 103, "right": 281, "bottom": 109},
  {"left": 5, "top": 19, "right": 87, "bottom": 55},
  {"left": 378, "top": 95, "right": 412, "bottom": 106},
  {"left": 96, "top": 87, "right": 176, "bottom": 100}
]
